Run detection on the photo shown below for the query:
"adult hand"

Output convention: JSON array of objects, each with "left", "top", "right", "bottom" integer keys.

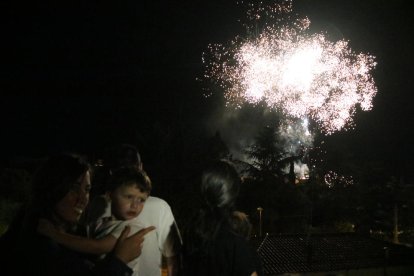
[{"left": 114, "top": 225, "right": 155, "bottom": 263}]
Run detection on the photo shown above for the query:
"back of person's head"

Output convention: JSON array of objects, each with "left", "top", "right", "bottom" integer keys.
[
  {"left": 106, "top": 167, "right": 151, "bottom": 194},
  {"left": 200, "top": 160, "right": 240, "bottom": 211},
  {"left": 31, "top": 153, "right": 90, "bottom": 218},
  {"left": 106, "top": 143, "right": 141, "bottom": 171},
  {"left": 184, "top": 160, "right": 241, "bottom": 258}
]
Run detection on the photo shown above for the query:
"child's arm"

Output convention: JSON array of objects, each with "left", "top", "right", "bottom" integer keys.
[{"left": 38, "top": 218, "right": 117, "bottom": 255}]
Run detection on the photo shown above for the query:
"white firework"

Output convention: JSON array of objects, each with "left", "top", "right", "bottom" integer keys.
[{"left": 204, "top": 0, "right": 377, "bottom": 134}]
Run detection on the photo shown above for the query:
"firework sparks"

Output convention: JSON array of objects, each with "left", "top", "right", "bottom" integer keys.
[
  {"left": 204, "top": 0, "right": 377, "bottom": 134},
  {"left": 278, "top": 117, "right": 313, "bottom": 156},
  {"left": 324, "top": 170, "right": 354, "bottom": 188}
]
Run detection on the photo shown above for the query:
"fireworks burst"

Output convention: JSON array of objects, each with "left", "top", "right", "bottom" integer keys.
[{"left": 203, "top": 0, "right": 377, "bottom": 134}]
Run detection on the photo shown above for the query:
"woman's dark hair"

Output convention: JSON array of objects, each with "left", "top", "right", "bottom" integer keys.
[
  {"left": 31, "top": 153, "right": 90, "bottom": 219},
  {"left": 106, "top": 167, "right": 151, "bottom": 193},
  {"left": 186, "top": 160, "right": 241, "bottom": 254},
  {"left": 200, "top": 160, "right": 240, "bottom": 210},
  {"left": 0, "top": 153, "right": 89, "bottom": 259}
]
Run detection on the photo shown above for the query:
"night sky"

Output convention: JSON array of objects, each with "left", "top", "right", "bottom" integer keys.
[{"left": 1, "top": 0, "right": 413, "bottom": 172}]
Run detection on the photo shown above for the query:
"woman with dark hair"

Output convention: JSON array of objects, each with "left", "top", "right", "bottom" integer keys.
[
  {"left": 183, "top": 160, "right": 262, "bottom": 276},
  {"left": 1, "top": 153, "right": 154, "bottom": 276}
]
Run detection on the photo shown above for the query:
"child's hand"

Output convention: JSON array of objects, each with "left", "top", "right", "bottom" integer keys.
[{"left": 37, "top": 218, "right": 57, "bottom": 237}]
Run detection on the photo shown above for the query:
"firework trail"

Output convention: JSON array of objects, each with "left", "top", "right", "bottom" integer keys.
[{"left": 203, "top": 0, "right": 377, "bottom": 134}]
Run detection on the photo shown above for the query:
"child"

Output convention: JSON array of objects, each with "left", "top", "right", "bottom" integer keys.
[
  {"left": 39, "top": 167, "right": 153, "bottom": 275},
  {"left": 92, "top": 143, "right": 181, "bottom": 276}
]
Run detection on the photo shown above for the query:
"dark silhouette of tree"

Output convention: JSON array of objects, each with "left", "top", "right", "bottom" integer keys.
[
  {"left": 235, "top": 125, "right": 309, "bottom": 233},
  {"left": 244, "top": 125, "right": 286, "bottom": 179},
  {"left": 205, "top": 131, "right": 230, "bottom": 161}
]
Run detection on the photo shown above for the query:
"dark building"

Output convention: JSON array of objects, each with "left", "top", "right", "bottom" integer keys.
[{"left": 255, "top": 233, "right": 414, "bottom": 275}]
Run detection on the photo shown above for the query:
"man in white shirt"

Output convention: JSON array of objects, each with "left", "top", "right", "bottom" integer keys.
[
  {"left": 134, "top": 196, "right": 181, "bottom": 276},
  {"left": 85, "top": 144, "right": 181, "bottom": 276}
]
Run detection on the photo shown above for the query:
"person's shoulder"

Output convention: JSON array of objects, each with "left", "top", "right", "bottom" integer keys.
[
  {"left": 145, "top": 196, "right": 171, "bottom": 209},
  {"left": 125, "top": 217, "right": 144, "bottom": 229},
  {"left": 138, "top": 196, "right": 175, "bottom": 225},
  {"left": 146, "top": 196, "right": 168, "bottom": 204},
  {"left": 116, "top": 219, "right": 144, "bottom": 236}
]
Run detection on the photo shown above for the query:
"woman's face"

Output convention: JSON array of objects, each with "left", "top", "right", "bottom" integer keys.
[{"left": 54, "top": 170, "right": 91, "bottom": 225}]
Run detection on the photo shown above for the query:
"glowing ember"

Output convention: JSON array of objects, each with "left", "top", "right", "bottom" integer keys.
[{"left": 203, "top": 0, "right": 377, "bottom": 134}]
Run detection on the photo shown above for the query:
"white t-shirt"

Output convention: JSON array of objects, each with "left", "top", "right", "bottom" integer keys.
[
  {"left": 87, "top": 196, "right": 181, "bottom": 276},
  {"left": 93, "top": 218, "right": 144, "bottom": 275},
  {"left": 134, "top": 196, "right": 182, "bottom": 276}
]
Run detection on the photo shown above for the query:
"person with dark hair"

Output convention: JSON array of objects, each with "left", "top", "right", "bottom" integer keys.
[
  {"left": 89, "top": 144, "right": 143, "bottom": 199},
  {"left": 182, "top": 160, "right": 262, "bottom": 276},
  {"left": 85, "top": 144, "right": 182, "bottom": 276},
  {"left": 106, "top": 144, "right": 143, "bottom": 171},
  {"left": 0, "top": 153, "right": 154, "bottom": 276},
  {"left": 38, "top": 167, "right": 153, "bottom": 275}
]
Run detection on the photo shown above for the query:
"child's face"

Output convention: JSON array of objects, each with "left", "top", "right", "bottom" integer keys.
[{"left": 109, "top": 184, "right": 148, "bottom": 221}]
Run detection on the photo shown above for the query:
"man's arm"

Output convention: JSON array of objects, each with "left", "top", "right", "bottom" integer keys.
[
  {"left": 165, "top": 255, "right": 179, "bottom": 276},
  {"left": 162, "top": 219, "right": 182, "bottom": 276}
]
